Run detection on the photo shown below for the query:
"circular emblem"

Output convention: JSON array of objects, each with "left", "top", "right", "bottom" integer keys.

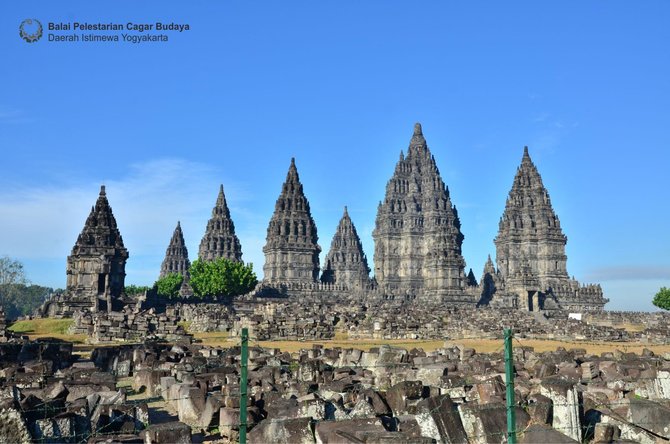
[{"left": 19, "top": 19, "right": 43, "bottom": 43}]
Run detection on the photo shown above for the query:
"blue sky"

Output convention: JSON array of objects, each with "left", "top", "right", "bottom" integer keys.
[{"left": 1, "top": 1, "right": 668, "bottom": 311}]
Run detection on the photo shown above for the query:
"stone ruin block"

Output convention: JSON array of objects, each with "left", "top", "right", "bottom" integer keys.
[
  {"left": 384, "top": 380, "right": 425, "bottom": 415},
  {"left": 458, "top": 402, "right": 530, "bottom": 444},
  {"left": 248, "top": 417, "right": 314, "bottom": 444},
  {"left": 219, "top": 406, "right": 261, "bottom": 439},
  {"left": 314, "top": 417, "right": 386, "bottom": 444},
  {"left": 176, "top": 385, "right": 205, "bottom": 424},
  {"left": 414, "top": 394, "right": 468, "bottom": 444},
  {"left": 141, "top": 421, "right": 191, "bottom": 444}
]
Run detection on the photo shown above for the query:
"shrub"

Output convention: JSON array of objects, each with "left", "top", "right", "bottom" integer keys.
[
  {"left": 189, "top": 258, "right": 257, "bottom": 298},
  {"left": 652, "top": 287, "right": 670, "bottom": 311},
  {"left": 154, "top": 273, "right": 184, "bottom": 299}
]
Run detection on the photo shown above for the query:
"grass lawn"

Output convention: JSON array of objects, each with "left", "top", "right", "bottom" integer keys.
[
  {"left": 9, "top": 318, "right": 669, "bottom": 357},
  {"left": 191, "top": 330, "right": 670, "bottom": 356},
  {"left": 8, "top": 318, "right": 87, "bottom": 344}
]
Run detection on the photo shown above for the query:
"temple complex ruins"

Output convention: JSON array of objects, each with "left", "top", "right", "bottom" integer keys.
[{"left": 49, "top": 123, "right": 607, "bottom": 313}]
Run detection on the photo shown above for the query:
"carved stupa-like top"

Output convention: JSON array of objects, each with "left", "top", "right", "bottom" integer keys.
[
  {"left": 199, "top": 185, "right": 243, "bottom": 262},
  {"left": 71, "top": 185, "right": 127, "bottom": 256},
  {"left": 160, "top": 221, "right": 191, "bottom": 278},
  {"left": 264, "top": 158, "right": 320, "bottom": 250},
  {"left": 321, "top": 206, "right": 370, "bottom": 286},
  {"left": 497, "top": 147, "right": 565, "bottom": 241}
]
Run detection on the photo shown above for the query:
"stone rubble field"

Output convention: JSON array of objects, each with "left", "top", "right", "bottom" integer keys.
[{"left": 1, "top": 329, "right": 670, "bottom": 444}]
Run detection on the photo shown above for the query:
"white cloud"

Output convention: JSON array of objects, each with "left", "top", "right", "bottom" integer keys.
[{"left": 0, "top": 157, "right": 255, "bottom": 284}]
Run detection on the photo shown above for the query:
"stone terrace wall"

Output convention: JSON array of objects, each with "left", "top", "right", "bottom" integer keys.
[
  {"left": 70, "top": 307, "right": 191, "bottom": 344},
  {"left": 67, "top": 297, "right": 670, "bottom": 345}
]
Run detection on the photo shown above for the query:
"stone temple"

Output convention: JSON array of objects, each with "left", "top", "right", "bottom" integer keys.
[
  {"left": 56, "top": 123, "right": 607, "bottom": 312},
  {"left": 321, "top": 207, "right": 371, "bottom": 290},
  {"left": 159, "top": 221, "right": 190, "bottom": 278},
  {"left": 263, "top": 158, "right": 321, "bottom": 284},
  {"left": 373, "top": 123, "right": 468, "bottom": 302},
  {"left": 59, "top": 186, "right": 129, "bottom": 314},
  {"left": 485, "top": 147, "right": 607, "bottom": 311},
  {"left": 198, "top": 185, "right": 243, "bottom": 262}
]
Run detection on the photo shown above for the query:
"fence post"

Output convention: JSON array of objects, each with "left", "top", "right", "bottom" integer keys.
[
  {"left": 504, "top": 328, "right": 517, "bottom": 444},
  {"left": 239, "top": 327, "right": 249, "bottom": 444}
]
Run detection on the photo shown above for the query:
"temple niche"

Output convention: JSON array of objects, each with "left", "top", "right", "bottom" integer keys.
[
  {"left": 263, "top": 158, "right": 321, "bottom": 284},
  {"left": 372, "top": 123, "right": 472, "bottom": 303},
  {"left": 65, "top": 185, "right": 129, "bottom": 313}
]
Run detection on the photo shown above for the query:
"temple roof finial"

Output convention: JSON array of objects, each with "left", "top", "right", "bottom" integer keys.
[
  {"left": 100, "top": 185, "right": 106, "bottom": 196},
  {"left": 414, "top": 122, "right": 422, "bottom": 136}
]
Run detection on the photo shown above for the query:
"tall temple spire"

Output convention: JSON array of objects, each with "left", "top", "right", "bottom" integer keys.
[
  {"left": 372, "top": 123, "right": 467, "bottom": 301},
  {"left": 198, "top": 185, "right": 243, "bottom": 262},
  {"left": 495, "top": 146, "right": 568, "bottom": 285},
  {"left": 263, "top": 158, "right": 321, "bottom": 283},
  {"left": 160, "top": 221, "right": 191, "bottom": 278},
  {"left": 321, "top": 206, "right": 370, "bottom": 289},
  {"left": 66, "top": 185, "right": 129, "bottom": 313}
]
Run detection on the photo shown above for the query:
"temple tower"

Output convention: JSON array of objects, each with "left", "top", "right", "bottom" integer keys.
[
  {"left": 66, "top": 185, "right": 129, "bottom": 313},
  {"left": 160, "top": 221, "right": 191, "bottom": 278},
  {"left": 263, "top": 158, "right": 321, "bottom": 283},
  {"left": 198, "top": 185, "right": 243, "bottom": 262},
  {"left": 494, "top": 147, "right": 568, "bottom": 287},
  {"left": 321, "top": 206, "right": 370, "bottom": 289},
  {"left": 373, "top": 123, "right": 467, "bottom": 300}
]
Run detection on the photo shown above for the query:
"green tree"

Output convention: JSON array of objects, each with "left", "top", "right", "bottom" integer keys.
[
  {"left": 652, "top": 287, "right": 670, "bottom": 311},
  {"left": 0, "top": 257, "right": 50, "bottom": 319},
  {"left": 189, "top": 258, "right": 257, "bottom": 298},
  {"left": 0, "top": 256, "right": 28, "bottom": 285},
  {"left": 0, "top": 284, "right": 53, "bottom": 319},
  {"left": 124, "top": 284, "right": 151, "bottom": 296},
  {"left": 154, "top": 273, "right": 184, "bottom": 299}
]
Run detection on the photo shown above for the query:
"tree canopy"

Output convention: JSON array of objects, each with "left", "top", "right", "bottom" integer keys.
[
  {"left": 0, "top": 256, "right": 28, "bottom": 286},
  {"left": 189, "top": 258, "right": 257, "bottom": 298},
  {"left": 652, "top": 287, "right": 670, "bottom": 311},
  {"left": 124, "top": 284, "right": 151, "bottom": 296},
  {"left": 0, "top": 284, "right": 53, "bottom": 319},
  {"left": 154, "top": 273, "right": 184, "bottom": 299}
]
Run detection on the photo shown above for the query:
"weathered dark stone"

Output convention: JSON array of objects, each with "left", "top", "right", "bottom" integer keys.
[
  {"left": 518, "top": 424, "right": 578, "bottom": 443},
  {"left": 415, "top": 394, "right": 468, "bottom": 443},
  {"left": 263, "top": 158, "right": 321, "bottom": 283},
  {"left": 198, "top": 185, "right": 243, "bottom": 262},
  {"left": 372, "top": 123, "right": 467, "bottom": 301},
  {"left": 321, "top": 207, "right": 371, "bottom": 290}
]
